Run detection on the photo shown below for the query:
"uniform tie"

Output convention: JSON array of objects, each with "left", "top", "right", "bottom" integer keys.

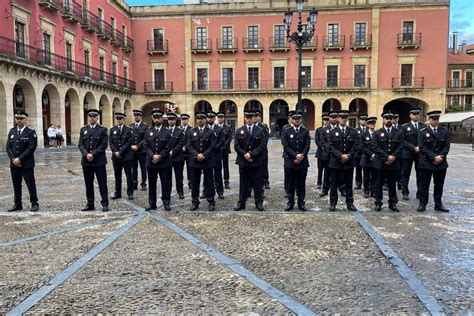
[
  {"left": 295, "top": 127, "right": 299, "bottom": 134},
  {"left": 17, "top": 129, "right": 21, "bottom": 135},
  {"left": 414, "top": 123, "right": 418, "bottom": 130},
  {"left": 199, "top": 128, "right": 203, "bottom": 134},
  {"left": 433, "top": 127, "right": 437, "bottom": 136},
  {"left": 387, "top": 127, "right": 391, "bottom": 136},
  {"left": 247, "top": 126, "right": 252, "bottom": 134},
  {"left": 341, "top": 127, "right": 345, "bottom": 135}
]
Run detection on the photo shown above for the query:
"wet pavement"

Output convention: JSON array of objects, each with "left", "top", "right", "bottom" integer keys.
[{"left": 0, "top": 142, "right": 473, "bottom": 314}]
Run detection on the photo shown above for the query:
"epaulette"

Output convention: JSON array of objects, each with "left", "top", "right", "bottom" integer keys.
[{"left": 419, "top": 127, "right": 427, "bottom": 131}]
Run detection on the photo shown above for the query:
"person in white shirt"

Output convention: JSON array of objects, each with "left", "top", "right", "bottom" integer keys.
[
  {"left": 55, "top": 125, "right": 64, "bottom": 148},
  {"left": 47, "top": 124, "right": 56, "bottom": 148}
]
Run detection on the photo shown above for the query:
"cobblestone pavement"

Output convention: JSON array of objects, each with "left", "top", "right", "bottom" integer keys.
[{"left": 0, "top": 143, "right": 473, "bottom": 313}]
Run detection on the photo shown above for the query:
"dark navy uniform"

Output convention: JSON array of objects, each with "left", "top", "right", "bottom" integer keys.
[
  {"left": 109, "top": 124, "right": 134, "bottom": 199},
  {"left": 258, "top": 121, "right": 270, "bottom": 189},
  {"left": 168, "top": 124, "right": 186, "bottom": 198},
  {"left": 354, "top": 124, "right": 368, "bottom": 188},
  {"left": 359, "top": 129, "right": 376, "bottom": 197},
  {"left": 130, "top": 120, "right": 148, "bottom": 190},
  {"left": 314, "top": 123, "right": 327, "bottom": 187},
  {"left": 401, "top": 121, "right": 426, "bottom": 199},
  {"left": 208, "top": 123, "right": 224, "bottom": 197},
  {"left": 181, "top": 124, "right": 193, "bottom": 188},
  {"left": 6, "top": 124, "right": 39, "bottom": 211},
  {"left": 220, "top": 123, "right": 233, "bottom": 188}
]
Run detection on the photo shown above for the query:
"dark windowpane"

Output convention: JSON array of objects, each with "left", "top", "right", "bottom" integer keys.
[
  {"left": 197, "top": 27, "right": 208, "bottom": 49},
  {"left": 328, "top": 24, "right": 339, "bottom": 47},
  {"left": 248, "top": 67, "right": 259, "bottom": 89},
  {"left": 84, "top": 50, "right": 90, "bottom": 77},
  {"left": 274, "top": 25, "right": 285, "bottom": 47},
  {"left": 197, "top": 68, "right": 208, "bottom": 90},
  {"left": 355, "top": 23, "right": 366, "bottom": 45},
  {"left": 43, "top": 33, "right": 51, "bottom": 65},
  {"left": 222, "top": 27, "right": 233, "bottom": 48},
  {"left": 402, "top": 21, "right": 414, "bottom": 43},
  {"left": 327, "top": 65, "right": 338, "bottom": 87},
  {"left": 222, "top": 68, "right": 233, "bottom": 89},
  {"left": 401, "top": 64, "right": 413, "bottom": 86},
  {"left": 274, "top": 67, "right": 285, "bottom": 88},
  {"left": 301, "top": 66, "right": 311, "bottom": 87},
  {"left": 154, "top": 69, "right": 165, "bottom": 90},
  {"left": 66, "top": 42, "right": 73, "bottom": 72},
  {"left": 248, "top": 26, "right": 259, "bottom": 47},
  {"left": 15, "top": 21, "right": 25, "bottom": 58},
  {"left": 99, "top": 56, "right": 105, "bottom": 80},
  {"left": 354, "top": 65, "right": 366, "bottom": 87},
  {"left": 153, "top": 29, "right": 164, "bottom": 50}
]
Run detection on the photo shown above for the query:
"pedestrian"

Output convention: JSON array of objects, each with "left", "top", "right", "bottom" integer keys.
[
  {"left": 110, "top": 112, "right": 134, "bottom": 201},
  {"left": 55, "top": 125, "right": 64, "bottom": 148},
  {"left": 372, "top": 111, "right": 404, "bottom": 212},
  {"left": 167, "top": 112, "right": 186, "bottom": 200},
  {"left": 255, "top": 110, "right": 270, "bottom": 190},
  {"left": 401, "top": 108, "right": 425, "bottom": 200},
  {"left": 47, "top": 124, "right": 56, "bottom": 148},
  {"left": 6, "top": 111, "right": 39, "bottom": 212},
  {"left": 130, "top": 109, "right": 148, "bottom": 192},
  {"left": 144, "top": 109, "right": 173, "bottom": 212},
  {"left": 417, "top": 110, "right": 450, "bottom": 212},
  {"left": 354, "top": 114, "right": 368, "bottom": 189},
  {"left": 360, "top": 116, "right": 377, "bottom": 198},
  {"left": 315, "top": 114, "right": 330, "bottom": 190},
  {"left": 327, "top": 110, "right": 359, "bottom": 212},
  {"left": 233, "top": 110, "right": 267, "bottom": 212},
  {"left": 217, "top": 112, "right": 233, "bottom": 189},
  {"left": 281, "top": 110, "right": 310, "bottom": 212},
  {"left": 206, "top": 111, "right": 225, "bottom": 199},
  {"left": 180, "top": 113, "right": 193, "bottom": 190},
  {"left": 78, "top": 109, "right": 110, "bottom": 212}
]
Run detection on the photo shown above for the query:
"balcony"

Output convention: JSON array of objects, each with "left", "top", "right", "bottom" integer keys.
[
  {"left": 397, "top": 33, "right": 422, "bottom": 49},
  {"left": 61, "top": 1, "right": 83, "bottom": 24},
  {"left": 323, "top": 35, "right": 345, "bottom": 50},
  {"left": 242, "top": 37, "right": 264, "bottom": 52},
  {"left": 301, "top": 36, "right": 318, "bottom": 51},
  {"left": 447, "top": 80, "right": 474, "bottom": 90},
  {"left": 38, "top": 0, "right": 62, "bottom": 12},
  {"left": 144, "top": 81, "right": 174, "bottom": 94},
  {"left": 80, "top": 10, "right": 100, "bottom": 33},
  {"left": 392, "top": 77, "right": 424, "bottom": 90},
  {"left": 111, "top": 31, "right": 124, "bottom": 47},
  {"left": 191, "top": 39, "right": 212, "bottom": 54},
  {"left": 217, "top": 38, "right": 238, "bottom": 53},
  {"left": 124, "top": 36, "right": 134, "bottom": 52},
  {"left": 269, "top": 37, "right": 290, "bottom": 52},
  {"left": 0, "top": 35, "right": 136, "bottom": 92},
  {"left": 350, "top": 34, "right": 372, "bottom": 50},
  {"left": 147, "top": 40, "right": 168, "bottom": 55}
]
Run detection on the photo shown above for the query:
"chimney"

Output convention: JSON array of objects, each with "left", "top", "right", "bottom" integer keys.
[
  {"left": 452, "top": 32, "right": 458, "bottom": 53},
  {"left": 461, "top": 41, "right": 467, "bottom": 54}
]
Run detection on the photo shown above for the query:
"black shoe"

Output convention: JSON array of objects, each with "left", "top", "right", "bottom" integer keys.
[
  {"left": 340, "top": 191, "right": 346, "bottom": 197},
  {"left": 389, "top": 204, "right": 399, "bottom": 212},
  {"left": 208, "top": 204, "right": 216, "bottom": 212},
  {"left": 145, "top": 206, "right": 157, "bottom": 212},
  {"left": 355, "top": 185, "right": 362, "bottom": 190},
  {"left": 218, "top": 193, "right": 225, "bottom": 199},
  {"left": 199, "top": 194, "right": 205, "bottom": 199},
  {"left": 128, "top": 195, "right": 134, "bottom": 201},
  {"left": 319, "top": 191, "right": 328, "bottom": 198},
  {"left": 81, "top": 205, "right": 95, "bottom": 212},
  {"left": 225, "top": 184, "right": 230, "bottom": 190},
  {"left": 30, "top": 204, "right": 39, "bottom": 212},
  {"left": 163, "top": 202, "right": 171, "bottom": 212},
  {"left": 417, "top": 205, "right": 426, "bottom": 212},
  {"left": 374, "top": 205, "right": 382, "bottom": 212},
  {"left": 434, "top": 205, "right": 449, "bottom": 212},
  {"left": 329, "top": 204, "right": 336, "bottom": 212},
  {"left": 383, "top": 185, "right": 388, "bottom": 191},
  {"left": 110, "top": 193, "right": 121, "bottom": 200},
  {"left": 102, "top": 206, "right": 110, "bottom": 212},
  {"left": 402, "top": 194, "right": 409, "bottom": 201},
  {"left": 363, "top": 192, "right": 370, "bottom": 198},
  {"left": 7, "top": 205, "right": 23, "bottom": 212},
  {"left": 178, "top": 193, "right": 185, "bottom": 200},
  {"left": 256, "top": 203, "right": 265, "bottom": 212},
  {"left": 264, "top": 183, "right": 270, "bottom": 190},
  {"left": 298, "top": 203, "right": 308, "bottom": 212},
  {"left": 132, "top": 185, "right": 138, "bottom": 191},
  {"left": 316, "top": 184, "right": 322, "bottom": 190},
  {"left": 233, "top": 203, "right": 245, "bottom": 211},
  {"left": 189, "top": 204, "right": 199, "bottom": 212},
  {"left": 347, "top": 204, "right": 358, "bottom": 212},
  {"left": 141, "top": 185, "right": 147, "bottom": 192},
  {"left": 285, "top": 202, "right": 294, "bottom": 212}
]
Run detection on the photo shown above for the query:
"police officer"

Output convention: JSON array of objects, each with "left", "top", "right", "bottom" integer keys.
[
  {"left": 110, "top": 112, "right": 134, "bottom": 200},
  {"left": 281, "top": 110, "right": 311, "bottom": 212},
  {"left": 283, "top": 110, "right": 295, "bottom": 198},
  {"left": 167, "top": 112, "right": 186, "bottom": 200},
  {"left": 180, "top": 113, "right": 193, "bottom": 189},
  {"left": 392, "top": 112, "right": 403, "bottom": 190},
  {"left": 354, "top": 114, "right": 368, "bottom": 189},
  {"left": 207, "top": 111, "right": 225, "bottom": 199},
  {"left": 6, "top": 111, "right": 39, "bottom": 212},
  {"left": 78, "top": 109, "right": 110, "bottom": 212},
  {"left": 315, "top": 114, "right": 329, "bottom": 190},
  {"left": 372, "top": 111, "right": 404, "bottom": 212},
  {"left": 319, "top": 111, "right": 339, "bottom": 197},
  {"left": 255, "top": 110, "right": 270, "bottom": 190},
  {"left": 417, "top": 111, "right": 450, "bottom": 212},
  {"left": 187, "top": 112, "right": 217, "bottom": 212},
  {"left": 144, "top": 109, "right": 173, "bottom": 212},
  {"left": 401, "top": 108, "right": 425, "bottom": 200},
  {"left": 233, "top": 110, "right": 267, "bottom": 212},
  {"left": 217, "top": 112, "right": 233, "bottom": 189},
  {"left": 359, "top": 116, "right": 377, "bottom": 198},
  {"left": 327, "top": 110, "right": 360, "bottom": 212},
  {"left": 130, "top": 109, "right": 148, "bottom": 191}
]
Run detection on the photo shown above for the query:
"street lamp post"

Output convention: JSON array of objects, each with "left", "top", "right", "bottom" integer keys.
[{"left": 284, "top": 0, "right": 317, "bottom": 117}]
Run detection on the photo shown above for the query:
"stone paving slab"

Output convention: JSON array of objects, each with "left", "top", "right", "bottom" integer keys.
[
  {"left": 29, "top": 217, "right": 291, "bottom": 314},
  {"left": 0, "top": 218, "right": 129, "bottom": 313},
  {"left": 162, "top": 212, "right": 427, "bottom": 314},
  {"left": 366, "top": 214, "right": 474, "bottom": 313}
]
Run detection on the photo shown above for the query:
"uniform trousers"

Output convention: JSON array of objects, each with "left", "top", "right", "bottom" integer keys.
[
  {"left": 363, "top": 166, "right": 376, "bottom": 195},
  {"left": 113, "top": 159, "right": 134, "bottom": 197},
  {"left": 132, "top": 153, "right": 147, "bottom": 188},
  {"left": 148, "top": 167, "right": 172, "bottom": 207},
  {"left": 375, "top": 169, "right": 398, "bottom": 206},
  {"left": 82, "top": 165, "right": 108, "bottom": 207},
  {"left": 171, "top": 160, "right": 185, "bottom": 194},
  {"left": 286, "top": 168, "right": 308, "bottom": 204},
  {"left": 330, "top": 168, "right": 354, "bottom": 205},
  {"left": 401, "top": 158, "right": 421, "bottom": 197},
  {"left": 418, "top": 168, "right": 447, "bottom": 207},
  {"left": 222, "top": 153, "right": 230, "bottom": 185},
  {"left": 11, "top": 167, "right": 38, "bottom": 206},
  {"left": 191, "top": 167, "right": 215, "bottom": 204},
  {"left": 239, "top": 166, "right": 263, "bottom": 204}
]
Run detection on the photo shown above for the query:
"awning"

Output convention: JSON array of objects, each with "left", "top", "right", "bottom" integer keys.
[{"left": 439, "top": 111, "right": 474, "bottom": 123}]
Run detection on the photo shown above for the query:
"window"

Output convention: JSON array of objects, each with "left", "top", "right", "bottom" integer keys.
[
  {"left": 111, "top": 17, "right": 116, "bottom": 37},
  {"left": 97, "top": 8, "right": 103, "bottom": 26},
  {"left": 402, "top": 21, "right": 414, "bottom": 44},
  {"left": 301, "top": 66, "right": 312, "bottom": 88},
  {"left": 302, "top": 24, "right": 313, "bottom": 47},
  {"left": 354, "top": 65, "right": 366, "bottom": 87},
  {"left": 248, "top": 67, "right": 259, "bottom": 89},
  {"left": 84, "top": 50, "right": 90, "bottom": 77},
  {"left": 153, "top": 28, "right": 164, "bottom": 50},
  {"left": 197, "top": 68, "right": 208, "bottom": 90},
  {"left": 451, "top": 95, "right": 460, "bottom": 106},
  {"left": 466, "top": 71, "right": 473, "bottom": 88},
  {"left": 328, "top": 24, "right": 339, "bottom": 47},
  {"left": 196, "top": 27, "right": 208, "bottom": 49},
  {"left": 327, "top": 65, "right": 338, "bottom": 87},
  {"left": 401, "top": 64, "right": 413, "bottom": 86},
  {"left": 465, "top": 95, "right": 472, "bottom": 110},
  {"left": 66, "top": 42, "right": 73, "bottom": 72},
  {"left": 354, "top": 23, "right": 366, "bottom": 46},
  {"left": 222, "top": 26, "right": 233, "bottom": 49},
  {"left": 274, "top": 67, "right": 285, "bottom": 88},
  {"left": 154, "top": 69, "right": 165, "bottom": 90},
  {"left": 43, "top": 32, "right": 51, "bottom": 65},
  {"left": 248, "top": 26, "right": 259, "bottom": 48},
  {"left": 222, "top": 68, "right": 233, "bottom": 89},
  {"left": 99, "top": 56, "right": 105, "bottom": 80},
  {"left": 124, "top": 65, "right": 128, "bottom": 87},
  {"left": 64, "top": 0, "right": 72, "bottom": 12},
  {"left": 15, "top": 21, "right": 25, "bottom": 58},
  {"left": 452, "top": 71, "right": 460, "bottom": 88},
  {"left": 112, "top": 61, "right": 117, "bottom": 85},
  {"left": 274, "top": 25, "right": 286, "bottom": 47}
]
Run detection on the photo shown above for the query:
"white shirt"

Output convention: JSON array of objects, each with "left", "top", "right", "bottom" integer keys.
[
  {"left": 17, "top": 126, "right": 26, "bottom": 134},
  {"left": 55, "top": 127, "right": 63, "bottom": 135},
  {"left": 90, "top": 124, "right": 98, "bottom": 129},
  {"left": 47, "top": 127, "right": 56, "bottom": 137}
]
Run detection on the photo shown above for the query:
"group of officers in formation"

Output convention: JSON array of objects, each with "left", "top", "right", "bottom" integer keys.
[{"left": 6, "top": 104, "right": 450, "bottom": 214}]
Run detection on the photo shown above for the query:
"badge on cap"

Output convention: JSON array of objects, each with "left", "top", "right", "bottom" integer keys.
[
  {"left": 426, "top": 133, "right": 430, "bottom": 137},
  {"left": 150, "top": 132, "right": 154, "bottom": 136},
  {"left": 381, "top": 133, "right": 385, "bottom": 137},
  {"left": 290, "top": 134, "right": 294, "bottom": 139},
  {"left": 335, "top": 132, "right": 339, "bottom": 136},
  {"left": 407, "top": 127, "right": 411, "bottom": 131},
  {"left": 193, "top": 132, "right": 197, "bottom": 136},
  {"left": 114, "top": 131, "right": 117, "bottom": 135},
  {"left": 84, "top": 130, "right": 88, "bottom": 135}
]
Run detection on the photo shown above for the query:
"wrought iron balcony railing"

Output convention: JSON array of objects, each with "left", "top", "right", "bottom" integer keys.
[
  {"left": 242, "top": 37, "right": 264, "bottom": 52},
  {"left": 323, "top": 35, "right": 345, "bottom": 50},
  {"left": 144, "top": 81, "right": 174, "bottom": 93},
  {"left": 392, "top": 77, "right": 424, "bottom": 89},
  {"left": 147, "top": 40, "right": 168, "bottom": 54},
  {"left": 397, "top": 33, "right": 422, "bottom": 49},
  {"left": 350, "top": 34, "right": 372, "bottom": 50}
]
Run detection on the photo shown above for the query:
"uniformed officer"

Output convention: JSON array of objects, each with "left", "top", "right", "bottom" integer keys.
[
  {"left": 167, "top": 112, "right": 186, "bottom": 200},
  {"left": 327, "top": 110, "right": 360, "bottom": 212},
  {"left": 401, "top": 108, "right": 425, "bottom": 200},
  {"left": 283, "top": 110, "right": 295, "bottom": 198},
  {"left": 187, "top": 111, "right": 217, "bottom": 211},
  {"left": 392, "top": 112, "right": 403, "bottom": 190},
  {"left": 130, "top": 109, "right": 148, "bottom": 191},
  {"left": 144, "top": 109, "right": 173, "bottom": 212},
  {"left": 417, "top": 110, "right": 450, "bottom": 212},
  {"left": 255, "top": 110, "right": 270, "bottom": 190},
  {"left": 359, "top": 116, "right": 377, "bottom": 198},
  {"left": 281, "top": 110, "right": 311, "bottom": 211},
  {"left": 180, "top": 113, "right": 193, "bottom": 189},
  {"left": 354, "top": 114, "right": 368, "bottom": 189},
  {"left": 207, "top": 111, "right": 225, "bottom": 199},
  {"left": 319, "top": 111, "right": 340, "bottom": 197},
  {"left": 372, "top": 111, "right": 405, "bottom": 212},
  {"left": 315, "top": 114, "right": 330, "bottom": 190},
  {"left": 78, "top": 109, "right": 110, "bottom": 212},
  {"left": 217, "top": 112, "right": 233, "bottom": 189},
  {"left": 6, "top": 111, "right": 39, "bottom": 212},
  {"left": 233, "top": 110, "right": 267, "bottom": 212},
  {"left": 110, "top": 112, "right": 134, "bottom": 200}
]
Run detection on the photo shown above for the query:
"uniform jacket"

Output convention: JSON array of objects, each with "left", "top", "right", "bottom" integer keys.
[
  {"left": 130, "top": 121, "right": 148, "bottom": 154},
  {"left": 168, "top": 125, "right": 185, "bottom": 162},
  {"left": 187, "top": 126, "right": 217, "bottom": 169},
  {"left": 220, "top": 124, "right": 233, "bottom": 155},
  {"left": 327, "top": 126, "right": 360, "bottom": 169},
  {"left": 418, "top": 126, "right": 450, "bottom": 170},
  {"left": 78, "top": 125, "right": 108, "bottom": 167},
  {"left": 234, "top": 125, "right": 266, "bottom": 167},
  {"left": 371, "top": 127, "right": 404, "bottom": 170},
  {"left": 281, "top": 125, "right": 310, "bottom": 169},
  {"left": 144, "top": 126, "right": 173, "bottom": 169},
  {"left": 320, "top": 124, "right": 338, "bottom": 161},
  {"left": 359, "top": 130, "right": 375, "bottom": 168},
  {"left": 257, "top": 122, "right": 270, "bottom": 157},
  {"left": 355, "top": 126, "right": 369, "bottom": 158},
  {"left": 314, "top": 126, "right": 325, "bottom": 159},
  {"left": 401, "top": 121, "right": 426, "bottom": 160},
  {"left": 6, "top": 126, "right": 37, "bottom": 169},
  {"left": 109, "top": 125, "right": 133, "bottom": 161},
  {"left": 181, "top": 125, "right": 193, "bottom": 158},
  {"left": 208, "top": 124, "right": 224, "bottom": 160}
]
